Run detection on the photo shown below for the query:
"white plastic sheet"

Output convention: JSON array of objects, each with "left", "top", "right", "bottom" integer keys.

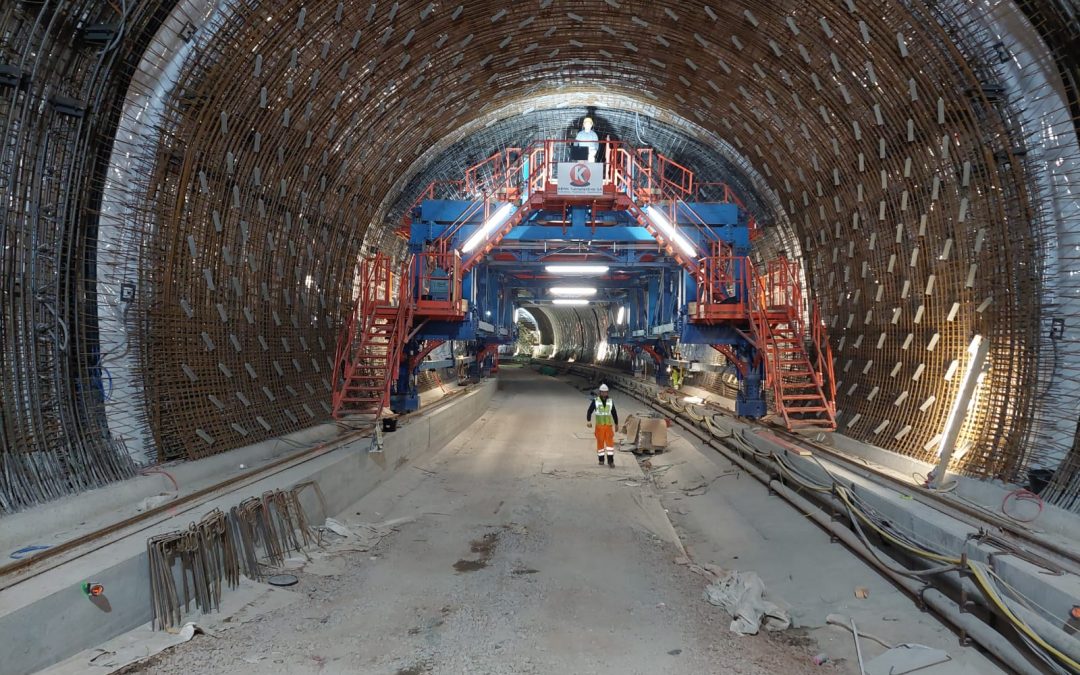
[{"left": 703, "top": 569, "right": 791, "bottom": 635}]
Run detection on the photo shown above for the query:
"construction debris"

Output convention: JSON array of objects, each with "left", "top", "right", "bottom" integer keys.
[
  {"left": 323, "top": 517, "right": 352, "bottom": 537},
  {"left": 865, "top": 644, "right": 951, "bottom": 675},
  {"left": 622, "top": 413, "right": 669, "bottom": 454},
  {"left": 41, "top": 580, "right": 300, "bottom": 675},
  {"left": 825, "top": 614, "right": 894, "bottom": 648},
  {"left": 681, "top": 469, "right": 739, "bottom": 496},
  {"left": 703, "top": 569, "right": 791, "bottom": 635},
  {"left": 136, "top": 493, "right": 177, "bottom": 512}
]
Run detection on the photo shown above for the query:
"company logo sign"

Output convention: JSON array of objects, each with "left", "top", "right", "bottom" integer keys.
[
  {"left": 557, "top": 162, "right": 604, "bottom": 196},
  {"left": 568, "top": 163, "right": 592, "bottom": 187}
]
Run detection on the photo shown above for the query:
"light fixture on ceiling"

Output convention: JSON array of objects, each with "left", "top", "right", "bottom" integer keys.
[
  {"left": 616, "top": 306, "right": 626, "bottom": 324},
  {"left": 544, "top": 264, "right": 610, "bottom": 275},
  {"left": 550, "top": 287, "right": 597, "bottom": 297},
  {"left": 461, "top": 203, "right": 516, "bottom": 253},
  {"left": 643, "top": 205, "right": 699, "bottom": 259},
  {"left": 552, "top": 298, "right": 590, "bottom": 306}
]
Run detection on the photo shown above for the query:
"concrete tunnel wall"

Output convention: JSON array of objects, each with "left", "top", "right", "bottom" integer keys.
[{"left": 1, "top": 0, "right": 1079, "bottom": 512}]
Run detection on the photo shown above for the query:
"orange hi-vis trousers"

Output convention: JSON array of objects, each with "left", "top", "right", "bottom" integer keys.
[{"left": 595, "top": 424, "right": 615, "bottom": 455}]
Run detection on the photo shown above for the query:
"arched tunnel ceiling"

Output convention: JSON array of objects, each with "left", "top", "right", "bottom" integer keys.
[
  {"left": 2, "top": 0, "right": 1080, "bottom": 511},
  {"left": 126, "top": 0, "right": 1063, "bottom": 474}
]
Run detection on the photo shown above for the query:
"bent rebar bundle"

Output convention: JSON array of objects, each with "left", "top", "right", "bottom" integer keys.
[
  {"left": 148, "top": 509, "right": 239, "bottom": 632},
  {"left": 147, "top": 483, "right": 324, "bottom": 630}
]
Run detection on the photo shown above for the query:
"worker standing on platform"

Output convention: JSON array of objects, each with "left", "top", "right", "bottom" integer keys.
[
  {"left": 586, "top": 384, "right": 619, "bottom": 466},
  {"left": 575, "top": 117, "right": 600, "bottom": 163}
]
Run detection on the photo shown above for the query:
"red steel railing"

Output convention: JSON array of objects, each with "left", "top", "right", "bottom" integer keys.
[
  {"left": 811, "top": 301, "right": 837, "bottom": 413},
  {"left": 332, "top": 253, "right": 414, "bottom": 418}
]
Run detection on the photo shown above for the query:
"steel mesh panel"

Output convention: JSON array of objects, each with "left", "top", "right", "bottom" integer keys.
[
  {"left": 0, "top": 0, "right": 183, "bottom": 511},
  {"left": 1, "top": 0, "right": 1078, "bottom": 513}
]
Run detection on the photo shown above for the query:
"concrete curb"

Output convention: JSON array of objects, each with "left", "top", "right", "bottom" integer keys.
[{"left": 0, "top": 381, "right": 495, "bottom": 675}]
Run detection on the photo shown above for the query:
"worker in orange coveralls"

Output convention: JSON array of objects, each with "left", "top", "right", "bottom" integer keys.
[{"left": 586, "top": 384, "right": 619, "bottom": 467}]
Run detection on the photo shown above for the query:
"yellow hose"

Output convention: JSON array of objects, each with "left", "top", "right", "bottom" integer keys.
[
  {"left": 967, "top": 561, "right": 1080, "bottom": 672},
  {"left": 836, "top": 487, "right": 961, "bottom": 565},
  {"left": 609, "top": 368, "right": 1072, "bottom": 671}
]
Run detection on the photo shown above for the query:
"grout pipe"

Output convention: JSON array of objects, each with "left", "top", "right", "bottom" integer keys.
[
  {"left": 673, "top": 404, "right": 1043, "bottom": 674},
  {"left": 560, "top": 366, "right": 1046, "bottom": 675}
]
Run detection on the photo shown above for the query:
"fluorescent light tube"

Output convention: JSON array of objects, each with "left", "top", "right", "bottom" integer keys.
[
  {"left": 550, "top": 287, "right": 597, "bottom": 297},
  {"left": 544, "top": 264, "right": 610, "bottom": 275},
  {"left": 461, "top": 203, "right": 516, "bottom": 253},
  {"left": 643, "top": 205, "right": 699, "bottom": 259},
  {"left": 552, "top": 298, "right": 590, "bottom": 306}
]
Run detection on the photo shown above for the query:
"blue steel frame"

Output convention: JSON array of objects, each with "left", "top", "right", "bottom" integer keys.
[{"left": 393, "top": 198, "right": 766, "bottom": 417}]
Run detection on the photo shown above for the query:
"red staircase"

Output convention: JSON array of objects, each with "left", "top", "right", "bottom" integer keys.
[
  {"left": 748, "top": 259, "right": 837, "bottom": 431},
  {"left": 331, "top": 253, "right": 414, "bottom": 421}
]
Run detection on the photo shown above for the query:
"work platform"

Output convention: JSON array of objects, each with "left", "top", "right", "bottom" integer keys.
[{"left": 334, "top": 139, "right": 837, "bottom": 431}]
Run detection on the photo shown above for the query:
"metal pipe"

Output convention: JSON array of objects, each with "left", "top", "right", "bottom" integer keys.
[
  {"left": 692, "top": 416, "right": 1043, "bottom": 675},
  {"left": 850, "top": 617, "right": 867, "bottom": 675},
  {"left": 910, "top": 558, "right": 1080, "bottom": 668},
  {"left": 572, "top": 365, "right": 1045, "bottom": 674},
  {"left": 932, "top": 335, "right": 991, "bottom": 488}
]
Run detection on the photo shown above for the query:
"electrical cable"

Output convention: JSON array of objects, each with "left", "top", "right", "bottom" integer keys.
[
  {"left": 987, "top": 567, "right": 1074, "bottom": 629},
  {"left": 138, "top": 467, "right": 179, "bottom": 493},
  {"left": 579, "top": 364, "right": 1079, "bottom": 672},
  {"left": 912, "top": 471, "right": 959, "bottom": 493},
  {"left": 103, "top": 0, "right": 129, "bottom": 53},
  {"left": 967, "top": 561, "right": 1080, "bottom": 672},
  {"left": 843, "top": 499, "right": 962, "bottom": 579},
  {"left": 684, "top": 403, "right": 705, "bottom": 422},
  {"left": 1002, "top": 489, "right": 1044, "bottom": 523}
]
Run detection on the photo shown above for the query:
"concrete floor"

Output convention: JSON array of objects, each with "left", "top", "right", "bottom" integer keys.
[{"left": 134, "top": 368, "right": 1000, "bottom": 675}]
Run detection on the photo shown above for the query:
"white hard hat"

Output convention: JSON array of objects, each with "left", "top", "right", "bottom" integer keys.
[{"left": 599, "top": 384, "right": 609, "bottom": 392}]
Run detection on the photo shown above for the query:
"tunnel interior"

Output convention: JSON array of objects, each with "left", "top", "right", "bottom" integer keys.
[
  {"left": 1, "top": 2, "right": 1079, "bottom": 508},
  {"left": 3, "top": 2, "right": 1080, "bottom": 673}
]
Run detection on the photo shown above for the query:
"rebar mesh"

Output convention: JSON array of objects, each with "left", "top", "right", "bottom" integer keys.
[{"left": 1, "top": 0, "right": 1079, "bottom": 514}]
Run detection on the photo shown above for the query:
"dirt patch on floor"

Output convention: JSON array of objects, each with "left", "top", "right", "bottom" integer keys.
[
  {"left": 470, "top": 531, "right": 499, "bottom": 556},
  {"left": 453, "top": 530, "right": 500, "bottom": 572}
]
